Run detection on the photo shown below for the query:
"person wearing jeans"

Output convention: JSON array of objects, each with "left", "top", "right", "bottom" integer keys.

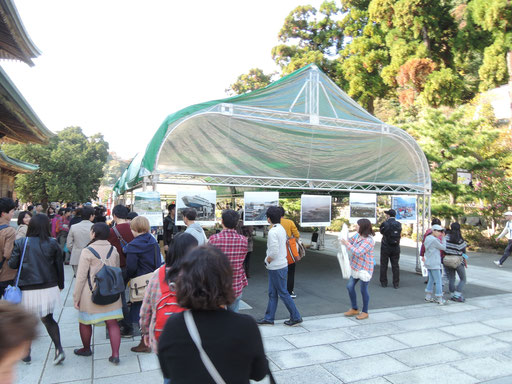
[
  {"left": 445, "top": 264, "right": 466, "bottom": 300},
  {"left": 256, "top": 206, "right": 302, "bottom": 327},
  {"left": 341, "top": 219, "right": 375, "bottom": 320},
  {"left": 346, "top": 277, "right": 370, "bottom": 314},
  {"left": 495, "top": 211, "right": 512, "bottom": 267},
  {"left": 423, "top": 224, "right": 446, "bottom": 305}
]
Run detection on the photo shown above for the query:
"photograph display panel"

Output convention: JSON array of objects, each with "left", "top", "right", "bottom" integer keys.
[
  {"left": 391, "top": 195, "right": 417, "bottom": 223},
  {"left": 243, "top": 192, "right": 279, "bottom": 225},
  {"left": 133, "top": 191, "right": 163, "bottom": 227},
  {"left": 300, "top": 195, "right": 332, "bottom": 227},
  {"left": 349, "top": 193, "right": 377, "bottom": 224},
  {"left": 175, "top": 190, "right": 217, "bottom": 226}
]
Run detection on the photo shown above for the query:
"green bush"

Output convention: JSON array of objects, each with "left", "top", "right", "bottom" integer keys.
[{"left": 327, "top": 218, "right": 349, "bottom": 232}]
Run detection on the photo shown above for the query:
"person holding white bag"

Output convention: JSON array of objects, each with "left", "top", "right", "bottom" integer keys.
[{"left": 340, "top": 218, "right": 375, "bottom": 320}]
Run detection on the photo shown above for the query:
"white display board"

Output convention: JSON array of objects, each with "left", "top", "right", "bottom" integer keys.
[
  {"left": 300, "top": 195, "right": 332, "bottom": 227},
  {"left": 133, "top": 191, "right": 163, "bottom": 227},
  {"left": 391, "top": 195, "right": 417, "bottom": 223},
  {"left": 243, "top": 192, "right": 279, "bottom": 225},
  {"left": 349, "top": 193, "right": 377, "bottom": 224},
  {"left": 175, "top": 190, "right": 216, "bottom": 226}
]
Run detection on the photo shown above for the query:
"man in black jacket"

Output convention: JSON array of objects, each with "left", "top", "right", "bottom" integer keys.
[
  {"left": 379, "top": 209, "right": 402, "bottom": 289},
  {"left": 163, "top": 204, "right": 177, "bottom": 253}
]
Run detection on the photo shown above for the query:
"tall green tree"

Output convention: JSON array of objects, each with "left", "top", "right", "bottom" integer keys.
[
  {"left": 400, "top": 104, "right": 509, "bottom": 209},
  {"left": 226, "top": 68, "right": 273, "bottom": 96},
  {"left": 271, "top": 2, "right": 344, "bottom": 84},
  {"left": 469, "top": 0, "right": 512, "bottom": 91},
  {"left": 3, "top": 127, "right": 109, "bottom": 204}
]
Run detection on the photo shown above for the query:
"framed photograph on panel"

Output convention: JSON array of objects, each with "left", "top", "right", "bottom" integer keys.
[
  {"left": 300, "top": 195, "right": 332, "bottom": 227},
  {"left": 243, "top": 192, "right": 279, "bottom": 225},
  {"left": 391, "top": 195, "right": 417, "bottom": 223},
  {"left": 349, "top": 193, "right": 377, "bottom": 224},
  {"left": 175, "top": 190, "right": 217, "bottom": 226},
  {"left": 133, "top": 191, "right": 163, "bottom": 227}
]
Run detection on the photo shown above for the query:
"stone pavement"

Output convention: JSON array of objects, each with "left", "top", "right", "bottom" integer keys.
[{"left": 16, "top": 252, "right": 512, "bottom": 383}]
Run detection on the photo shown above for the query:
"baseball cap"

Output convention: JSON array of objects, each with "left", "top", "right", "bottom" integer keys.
[
  {"left": 504, "top": 211, "right": 512, "bottom": 216},
  {"left": 431, "top": 224, "right": 444, "bottom": 231},
  {"left": 384, "top": 209, "right": 396, "bottom": 217}
]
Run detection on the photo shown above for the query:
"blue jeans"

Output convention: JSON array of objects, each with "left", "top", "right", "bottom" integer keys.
[
  {"left": 228, "top": 294, "right": 242, "bottom": 313},
  {"left": 426, "top": 269, "right": 443, "bottom": 297},
  {"left": 163, "top": 378, "right": 171, "bottom": 384},
  {"left": 264, "top": 267, "right": 301, "bottom": 322},
  {"left": 346, "top": 277, "right": 370, "bottom": 313},
  {"left": 445, "top": 264, "right": 466, "bottom": 295}
]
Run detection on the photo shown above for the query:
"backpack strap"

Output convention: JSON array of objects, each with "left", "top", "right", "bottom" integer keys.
[
  {"left": 158, "top": 266, "right": 170, "bottom": 295},
  {"left": 113, "top": 226, "right": 128, "bottom": 247},
  {"left": 86, "top": 245, "right": 113, "bottom": 292}
]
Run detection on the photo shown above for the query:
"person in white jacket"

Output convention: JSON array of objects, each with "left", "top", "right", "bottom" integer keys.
[
  {"left": 256, "top": 206, "right": 302, "bottom": 327},
  {"left": 494, "top": 211, "right": 512, "bottom": 267},
  {"left": 422, "top": 224, "right": 446, "bottom": 305}
]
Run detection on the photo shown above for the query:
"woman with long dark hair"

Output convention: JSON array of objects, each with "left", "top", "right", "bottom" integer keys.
[
  {"left": 15, "top": 211, "right": 32, "bottom": 239},
  {"left": 158, "top": 245, "right": 269, "bottom": 384},
  {"left": 139, "top": 232, "right": 198, "bottom": 352},
  {"left": 445, "top": 222, "right": 468, "bottom": 302},
  {"left": 73, "top": 222, "right": 123, "bottom": 364},
  {"left": 9, "top": 214, "right": 65, "bottom": 364},
  {"left": 341, "top": 218, "right": 375, "bottom": 320}
]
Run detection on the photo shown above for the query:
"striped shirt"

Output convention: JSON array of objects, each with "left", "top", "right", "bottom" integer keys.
[
  {"left": 209, "top": 229, "right": 248, "bottom": 298},
  {"left": 445, "top": 234, "right": 467, "bottom": 256}
]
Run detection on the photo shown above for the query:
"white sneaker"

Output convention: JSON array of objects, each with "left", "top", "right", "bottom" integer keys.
[
  {"left": 494, "top": 260, "right": 502, "bottom": 267},
  {"left": 425, "top": 296, "right": 434, "bottom": 303},
  {"left": 435, "top": 298, "right": 446, "bottom": 305}
]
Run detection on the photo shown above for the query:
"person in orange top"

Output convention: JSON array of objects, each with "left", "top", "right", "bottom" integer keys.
[{"left": 279, "top": 207, "right": 300, "bottom": 298}]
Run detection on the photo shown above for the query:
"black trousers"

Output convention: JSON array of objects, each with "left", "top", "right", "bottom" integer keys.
[
  {"left": 380, "top": 246, "right": 400, "bottom": 285},
  {"left": 287, "top": 262, "right": 296, "bottom": 294},
  {"left": 499, "top": 240, "right": 512, "bottom": 265}
]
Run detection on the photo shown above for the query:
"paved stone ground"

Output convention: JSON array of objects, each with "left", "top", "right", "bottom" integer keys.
[{"left": 15, "top": 235, "right": 512, "bottom": 384}]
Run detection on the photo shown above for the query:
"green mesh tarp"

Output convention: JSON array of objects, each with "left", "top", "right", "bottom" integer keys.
[{"left": 115, "top": 64, "right": 430, "bottom": 196}]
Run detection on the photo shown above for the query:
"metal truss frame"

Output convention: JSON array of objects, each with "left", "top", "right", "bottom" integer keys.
[{"left": 151, "top": 171, "right": 430, "bottom": 195}]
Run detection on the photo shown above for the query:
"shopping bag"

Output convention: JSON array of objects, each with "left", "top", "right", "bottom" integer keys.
[{"left": 337, "top": 224, "right": 351, "bottom": 279}]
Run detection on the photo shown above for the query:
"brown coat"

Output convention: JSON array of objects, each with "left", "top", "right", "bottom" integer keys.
[
  {"left": 73, "top": 240, "right": 122, "bottom": 314},
  {"left": 0, "top": 218, "right": 16, "bottom": 282}
]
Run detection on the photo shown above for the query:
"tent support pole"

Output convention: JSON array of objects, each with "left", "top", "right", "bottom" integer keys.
[{"left": 415, "top": 194, "right": 423, "bottom": 274}]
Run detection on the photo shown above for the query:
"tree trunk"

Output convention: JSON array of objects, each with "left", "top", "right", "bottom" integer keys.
[
  {"left": 367, "top": 97, "right": 375, "bottom": 115},
  {"left": 421, "top": 26, "right": 431, "bottom": 52}
]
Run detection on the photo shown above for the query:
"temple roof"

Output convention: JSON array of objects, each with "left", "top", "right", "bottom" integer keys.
[
  {"left": 0, "top": 148, "right": 37, "bottom": 173},
  {"left": 0, "top": 66, "right": 52, "bottom": 143},
  {"left": 0, "top": 0, "right": 40, "bottom": 66}
]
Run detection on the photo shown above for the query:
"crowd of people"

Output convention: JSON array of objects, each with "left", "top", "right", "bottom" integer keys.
[{"left": 0, "top": 195, "right": 508, "bottom": 384}]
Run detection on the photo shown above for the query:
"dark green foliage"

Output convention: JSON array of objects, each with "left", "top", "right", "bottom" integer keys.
[{"left": 3, "top": 127, "right": 109, "bottom": 204}]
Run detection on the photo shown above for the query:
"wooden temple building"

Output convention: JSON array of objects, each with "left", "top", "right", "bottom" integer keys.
[{"left": 0, "top": 0, "right": 52, "bottom": 198}]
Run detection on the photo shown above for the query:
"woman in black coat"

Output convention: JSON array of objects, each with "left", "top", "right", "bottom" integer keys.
[
  {"left": 9, "top": 214, "right": 65, "bottom": 365},
  {"left": 158, "top": 245, "right": 269, "bottom": 384}
]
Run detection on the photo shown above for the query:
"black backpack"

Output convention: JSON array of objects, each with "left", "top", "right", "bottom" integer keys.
[
  {"left": 87, "top": 246, "right": 125, "bottom": 305},
  {"left": 386, "top": 220, "right": 402, "bottom": 246}
]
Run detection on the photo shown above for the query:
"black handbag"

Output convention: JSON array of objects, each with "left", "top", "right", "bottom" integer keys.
[{"left": 87, "top": 246, "right": 125, "bottom": 305}]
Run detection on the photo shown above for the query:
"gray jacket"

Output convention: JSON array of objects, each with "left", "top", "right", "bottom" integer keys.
[
  {"left": 424, "top": 235, "right": 446, "bottom": 269},
  {"left": 67, "top": 220, "right": 94, "bottom": 266},
  {"left": 185, "top": 223, "right": 206, "bottom": 246}
]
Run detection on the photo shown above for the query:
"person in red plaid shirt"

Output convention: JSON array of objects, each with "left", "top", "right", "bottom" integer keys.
[{"left": 208, "top": 209, "right": 248, "bottom": 312}]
